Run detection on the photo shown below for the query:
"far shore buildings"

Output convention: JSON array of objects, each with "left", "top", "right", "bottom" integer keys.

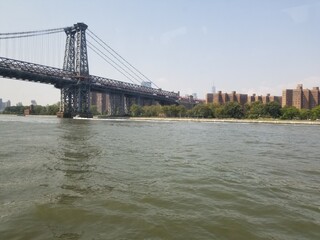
[
  {"left": 282, "top": 84, "right": 320, "bottom": 110},
  {"left": 206, "top": 91, "right": 282, "bottom": 106},
  {"left": 206, "top": 84, "right": 320, "bottom": 110},
  {"left": 0, "top": 98, "right": 11, "bottom": 112}
]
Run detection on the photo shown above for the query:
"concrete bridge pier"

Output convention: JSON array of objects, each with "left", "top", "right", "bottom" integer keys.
[{"left": 107, "top": 93, "right": 126, "bottom": 116}]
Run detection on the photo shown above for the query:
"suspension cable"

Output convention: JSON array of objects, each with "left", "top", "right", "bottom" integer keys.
[
  {"left": 87, "top": 40, "right": 142, "bottom": 84},
  {"left": 87, "top": 28, "right": 159, "bottom": 88},
  {"left": 87, "top": 43, "right": 136, "bottom": 84},
  {"left": 0, "top": 29, "right": 64, "bottom": 40},
  {"left": 87, "top": 32, "right": 145, "bottom": 84},
  {"left": 0, "top": 27, "right": 65, "bottom": 36}
]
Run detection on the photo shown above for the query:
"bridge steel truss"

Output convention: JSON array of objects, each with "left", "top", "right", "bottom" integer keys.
[
  {"left": 0, "top": 22, "right": 180, "bottom": 117},
  {"left": 0, "top": 56, "right": 179, "bottom": 115},
  {"left": 61, "top": 23, "right": 91, "bottom": 118}
]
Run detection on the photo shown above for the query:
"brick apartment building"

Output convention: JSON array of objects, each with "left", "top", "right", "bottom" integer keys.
[
  {"left": 206, "top": 91, "right": 281, "bottom": 106},
  {"left": 282, "top": 84, "right": 320, "bottom": 109}
]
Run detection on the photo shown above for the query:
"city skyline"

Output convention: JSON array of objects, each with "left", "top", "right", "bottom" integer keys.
[{"left": 1, "top": 0, "right": 320, "bottom": 105}]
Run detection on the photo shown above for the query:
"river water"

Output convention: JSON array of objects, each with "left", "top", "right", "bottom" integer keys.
[{"left": 0, "top": 115, "right": 319, "bottom": 240}]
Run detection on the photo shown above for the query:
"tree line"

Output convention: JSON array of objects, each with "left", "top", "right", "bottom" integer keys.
[
  {"left": 1, "top": 104, "right": 60, "bottom": 115},
  {"left": 129, "top": 101, "right": 320, "bottom": 120},
  {"left": 2, "top": 101, "right": 320, "bottom": 120}
]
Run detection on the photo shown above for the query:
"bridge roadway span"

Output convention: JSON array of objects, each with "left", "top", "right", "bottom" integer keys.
[{"left": 0, "top": 57, "right": 179, "bottom": 104}]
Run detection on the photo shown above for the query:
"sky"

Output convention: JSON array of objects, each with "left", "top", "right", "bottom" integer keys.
[{"left": 0, "top": 0, "right": 319, "bottom": 105}]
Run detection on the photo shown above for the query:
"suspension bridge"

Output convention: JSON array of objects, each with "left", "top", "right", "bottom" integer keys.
[{"left": 0, "top": 22, "right": 180, "bottom": 117}]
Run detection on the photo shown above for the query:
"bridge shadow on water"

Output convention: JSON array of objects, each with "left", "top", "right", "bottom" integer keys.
[
  {"left": 55, "top": 119, "right": 102, "bottom": 203},
  {"left": 33, "top": 119, "right": 113, "bottom": 240}
]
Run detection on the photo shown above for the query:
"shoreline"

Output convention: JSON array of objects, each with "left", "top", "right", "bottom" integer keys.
[
  {"left": 128, "top": 117, "right": 320, "bottom": 125},
  {"left": 1, "top": 114, "right": 319, "bottom": 125}
]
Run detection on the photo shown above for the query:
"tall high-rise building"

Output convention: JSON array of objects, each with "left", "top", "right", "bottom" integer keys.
[
  {"left": 0, "top": 99, "right": 11, "bottom": 111},
  {"left": 310, "top": 87, "right": 320, "bottom": 109},
  {"left": 212, "top": 84, "right": 216, "bottom": 94}
]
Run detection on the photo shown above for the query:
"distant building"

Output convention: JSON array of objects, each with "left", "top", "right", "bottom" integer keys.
[
  {"left": 192, "top": 93, "right": 198, "bottom": 100},
  {"left": 206, "top": 91, "right": 281, "bottom": 106},
  {"left": 206, "top": 85, "right": 217, "bottom": 104},
  {"left": 0, "top": 99, "right": 11, "bottom": 112},
  {"left": 248, "top": 93, "right": 282, "bottom": 104},
  {"left": 269, "top": 95, "right": 282, "bottom": 103},
  {"left": 212, "top": 84, "right": 216, "bottom": 94},
  {"left": 24, "top": 107, "right": 31, "bottom": 116},
  {"left": 282, "top": 84, "right": 320, "bottom": 109},
  {"left": 31, "top": 100, "right": 37, "bottom": 106},
  {"left": 205, "top": 93, "right": 214, "bottom": 104},
  {"left": 178, "top": 94, "right": 204, "bottom": 109},
  {"left": 213, "top": 91, "right": 248, "bottom": 105}
]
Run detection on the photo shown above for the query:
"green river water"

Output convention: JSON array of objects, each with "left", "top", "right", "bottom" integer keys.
[{"left": 0, "top": 115, "right": 319, "bottom": 239}]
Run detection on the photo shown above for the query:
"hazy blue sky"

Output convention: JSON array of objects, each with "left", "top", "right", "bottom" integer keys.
[{"left": 0, "top": 0, "right": 319, "bottom": 105}]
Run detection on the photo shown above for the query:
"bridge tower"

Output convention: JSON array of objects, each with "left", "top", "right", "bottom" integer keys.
[{"left": 59, "top": 22, "right": 92, "bottom": 118}]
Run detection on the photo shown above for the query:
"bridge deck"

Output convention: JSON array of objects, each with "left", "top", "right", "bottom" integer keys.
[{"left": 0, "top": 57, "right": 179, "bottom": 103}]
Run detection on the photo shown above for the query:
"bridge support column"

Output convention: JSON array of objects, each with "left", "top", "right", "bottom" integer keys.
[
  {"left": 58, "top": 86, "right": 75, "bottom": 118},
  {"left": 58, "top": 83, "right": 92, "bottom": 118},
  {"left": 124, "top": 95, "right": 132, "bottom": 115},
  {"left": 106, "top": 93, "right": 126, "bottom": 116},
  {"left": 58, "top": 22, "right": 92, "bottom": 118},
  {"left": 124, "top": 96, "right": 137, "bottom": 115}
]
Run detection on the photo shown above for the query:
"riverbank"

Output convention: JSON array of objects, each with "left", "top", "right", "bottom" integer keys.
[
  {"left": 129, "top": 117, "right": 320, "bottom": 125},
  {"left": 2, "top": 114, "right": 319, "bottom": 125}
]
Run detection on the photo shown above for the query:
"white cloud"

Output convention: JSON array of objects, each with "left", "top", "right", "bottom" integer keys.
[{"left": 161, "top": 26, "right": 187, "bottom": 44}]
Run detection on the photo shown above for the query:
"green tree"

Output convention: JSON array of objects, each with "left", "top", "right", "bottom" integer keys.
[
  {"left": 90, "top": 105, "right": 100, "bottom": 116},
  {"left": 223, "top": 102, "right": 244, "bottom": 119},
  {"left": 299, "top": 109, "right": 312, "bottom": 120},
  {"left": 130, "top": 104, "right": 143, "bottom": 117},
  {"left": 280, "top": 106, "right": 300, "bottom": 120},
  {"left": 176, "top": 105, "right": 187, "bottom": 117},
  {"left": 142, "top": 105, "right": 161, "bottom": 117},
  {"left": 214, "top": 105, "right": 225, "bottom": 118},
  {"left": 3, "top": 106, "right": 26, "bottom": 114},
  {"left": 162, "top": 105, "right": 177, "bottom": 117},
  {"left": 208, "top": 103, "right": 219, "bottom": 118},
  {"left": 192, "top": 104, "right": 213, "bottom": 118},
  {"left": 186, "top": 109, "right": 195, "bottom": 118},
  {"left": 311, "top": 105, "right": 320, "bottom": 120},
  {"left": 265, "top": 101, "right": 282, "bottom": 118},
  {"left": 246, "top": 101, "right": 266, "bottom": 119},
  {"left": 46, "top": 104, "right": 60, "bottom": 115},
  {"left": 32, "top": 105, "right": 47, "bottom": 115}
]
